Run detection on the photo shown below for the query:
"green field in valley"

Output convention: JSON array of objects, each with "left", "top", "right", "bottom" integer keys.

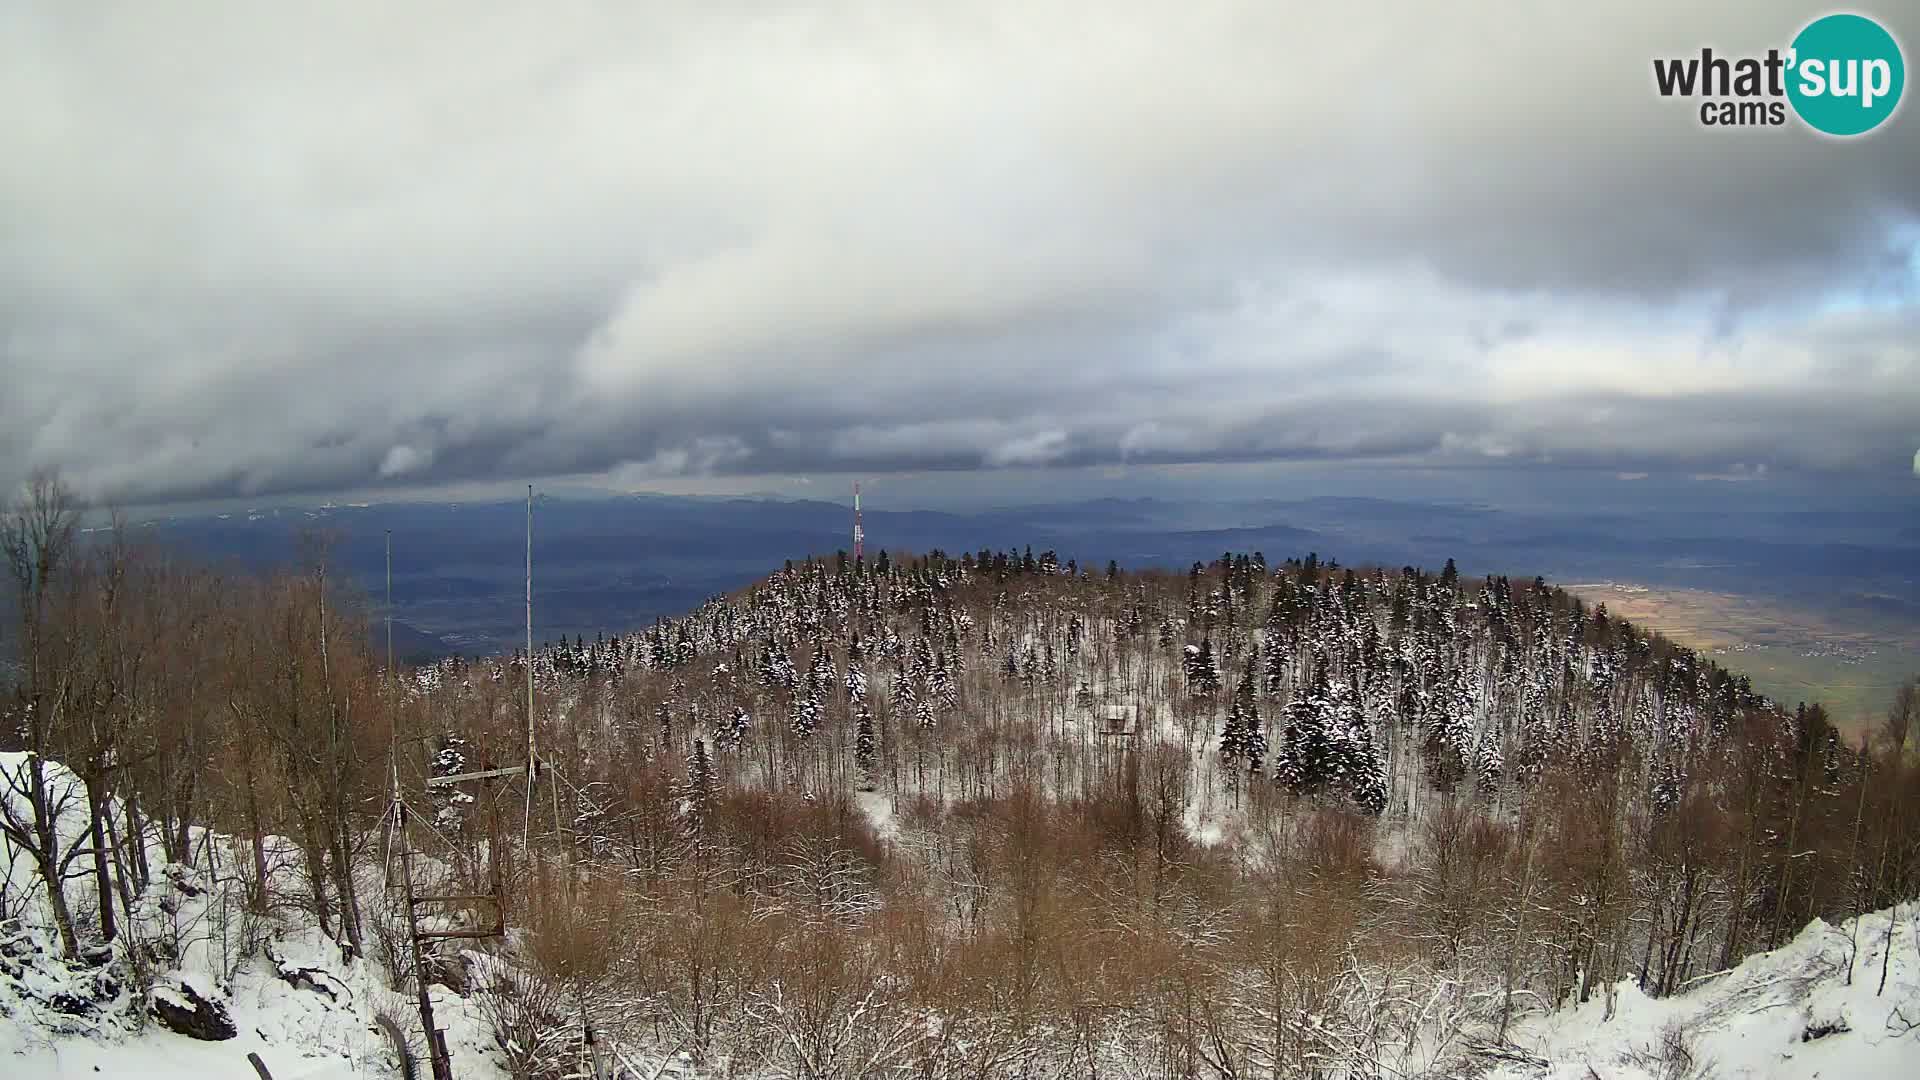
[{"left": 1564, "top": 582, "right": 1916, "bottom": 740}]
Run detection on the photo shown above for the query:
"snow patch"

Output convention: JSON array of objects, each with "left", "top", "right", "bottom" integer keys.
[{"left": 1489, "top": 903, "right": 1920, "bottom": 1080}]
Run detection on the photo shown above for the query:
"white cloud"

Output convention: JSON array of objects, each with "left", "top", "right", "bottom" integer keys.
[
  {"left": 378, "top": 444, "right": 432, "bottom": 477},
  {"left": 606, "top": 437, "right": 753, "bottom": 483},
  {"left": 985, "top": 430, "right": 1071, "bottom": 468},
  {"left": 0, "top": 1, "right": 1915, "bottom": 502}
]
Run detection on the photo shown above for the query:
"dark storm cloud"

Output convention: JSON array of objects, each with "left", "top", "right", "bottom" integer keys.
[{"left": 1, "top": 1, "right": 1915, "bottom": 504}]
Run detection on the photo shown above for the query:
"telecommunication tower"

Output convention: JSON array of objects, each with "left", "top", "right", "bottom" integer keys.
[{"left": 853, "top": 481, "right": 864, "bottom": 562}]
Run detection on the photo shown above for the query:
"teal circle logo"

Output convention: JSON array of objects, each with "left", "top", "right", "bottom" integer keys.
[{"left": 1787, "top": 14, "right": 1905, "bottom": 136}]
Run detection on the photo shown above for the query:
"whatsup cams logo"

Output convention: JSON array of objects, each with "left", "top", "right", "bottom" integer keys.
[{"left": 1653, "top": 12, "right": 1905, "bottom": 135}]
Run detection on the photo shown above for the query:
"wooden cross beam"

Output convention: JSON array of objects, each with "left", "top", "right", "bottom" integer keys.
[{"left": 424, "top": 762, "right": 530, "bottom": 787}]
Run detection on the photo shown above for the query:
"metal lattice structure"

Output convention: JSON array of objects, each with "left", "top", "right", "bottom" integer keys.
[{"left": 378, "top": 484, "right": 566, "bottom": 1080}]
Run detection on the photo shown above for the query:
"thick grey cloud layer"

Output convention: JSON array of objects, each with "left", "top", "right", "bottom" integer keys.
[{"left": 2, "top": 1, "right": 1917, "bottom": 503}]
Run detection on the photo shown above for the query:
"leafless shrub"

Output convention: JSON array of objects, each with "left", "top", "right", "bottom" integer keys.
[
  {"left": 1622, "top": 1022, "right": 1716, "bottom": 1080},
  {"left": 472, "top": 958, "right": 572, "bottom": 1080}
]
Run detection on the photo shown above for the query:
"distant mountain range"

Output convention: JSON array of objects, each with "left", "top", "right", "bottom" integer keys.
[{"left": 110, "top": 492, "right": 1918, "bottom": 660}]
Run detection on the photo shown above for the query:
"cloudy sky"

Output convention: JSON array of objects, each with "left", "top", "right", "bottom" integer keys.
[{"left": 3, "top": 1, "right": 1917, "bottom": 507}]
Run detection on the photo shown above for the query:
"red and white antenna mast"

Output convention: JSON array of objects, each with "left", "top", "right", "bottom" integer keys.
[{"left": 852, "top": 481, "right": 864, "bottom": 562}]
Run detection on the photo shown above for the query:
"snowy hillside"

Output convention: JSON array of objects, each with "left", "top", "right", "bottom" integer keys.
[
  {"left": 2, "top": 751, "right": 503, "bottom": 1079},
  {"left": 1490, "top": 903, "right": 1920, "bottom": 1080},
  {"left": 6, "top": 793, "right": 1918, "bottom": 1079},
  {"left": 5, "top": 740, "right": 1920, "bottom": 1078},
  {"left": 2, "top": 925, "right": 502, "bottom": 1079}
]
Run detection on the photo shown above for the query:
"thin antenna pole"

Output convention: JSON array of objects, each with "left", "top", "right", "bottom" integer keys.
[
  {"left": 527, "top": 483, "right": 534, "bottom": 769},
  {"left": 384, "top": 528, "right": 396, "bottom": 888},
  {"left": 385, "top": 530, "right": 394, "bottom": 683},
  {"left": 385, "top": 530, "right": 397, "bottom": 883},
  {"left": 525, "top": 485, "right": 536, "bottom": 839},
  {"left": 385, "top": 735, "right": 402, "bottom": 887},
  {"left": 853, "top": 481, "right": 863, "bottom": 563}
]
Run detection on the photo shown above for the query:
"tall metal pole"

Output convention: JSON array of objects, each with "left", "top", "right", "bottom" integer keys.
[
  {"left": 526, "top": 485, "right": 537, "bottom": 814},
  {"left": 389, "top": 553, "right": 443, "bottom": 1080},
  {"left": 386, "top": 530, "right": 394, "bottom": 682},
  {"left": 385, "top": 531, "right": 396, "bottom": 895}
]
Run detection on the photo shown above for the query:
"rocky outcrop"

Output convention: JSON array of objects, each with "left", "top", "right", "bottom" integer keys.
[{"left": 149, "top": 978, "right": 236, "bottom": 1041}]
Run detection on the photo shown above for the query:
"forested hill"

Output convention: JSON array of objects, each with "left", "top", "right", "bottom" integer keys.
[
  {"left": 458, "top": 548, "right": 1806, "bottom": 825},
  {"left": 7, "top": 533, "right": 1915, "bottom": 1078},
  {"left": 406, "top": 548, "right": 1902, "bottom": 994}
]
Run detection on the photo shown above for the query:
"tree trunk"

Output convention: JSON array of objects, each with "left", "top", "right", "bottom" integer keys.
[
  {"left": 245, "top": 766, "right": 270, "bottom": 913},
  {"left": 329, "top": 822, "right": 364, "bottom": 957},
  {"left": 1770, "top": 772, "right": 1809, "bottom": 951},
  {"left": 1845, "top": 755, "right": 1870, "bottom": 984},
  {"left": 25, "top": 757, "right": 82, "bottom": 957},
  {"left": 156, "top": 802, "right": 182, "bottom": 866},
  {"left": 124, "top": 794, "right": 151, "bottom": 892},
  {"left": 300, "top": 824, "right": 334, "bottom": 940},
  {"left": 102, "top": 804, "right": 138, "bottom": 925},
  {"left": 86, "top": 776, "right": 117, "bottom": 942},
  {"left": 1499, "top": 811, "right": 1539, "bottom": 1041},
  {"left": 172, "top": 783, "right": 193, "bottom": 869},
  {"left": 39, "top": 851, "right": 82, "bottom": 957}
]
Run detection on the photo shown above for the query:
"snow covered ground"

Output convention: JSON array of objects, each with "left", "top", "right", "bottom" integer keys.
[
  {"left": 1490, "top": 903, "right": 1920, "bottom": 1080},
  {"left": 1, "top": 750, "right": 502, "bottom": 1079},
  {"left": 3, "top": 931, "right": 502, "bottom": 1079},
  {"left": 5, "top": 962, "right": 504, "bottom": 1078},
  {"left": 9, "top": 902, "right": 1917, "bottom": 1079},
  {"left": 8, "top": 751, "right": 1920, "bottom": 1079},
  {"left": 8, "top": 874, "right": 1916, "bottom": 1080}
]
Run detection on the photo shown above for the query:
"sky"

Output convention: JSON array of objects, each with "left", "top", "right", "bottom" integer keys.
[{"left": 3, "top": 2, "right": 1918, "bottom": 509}]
